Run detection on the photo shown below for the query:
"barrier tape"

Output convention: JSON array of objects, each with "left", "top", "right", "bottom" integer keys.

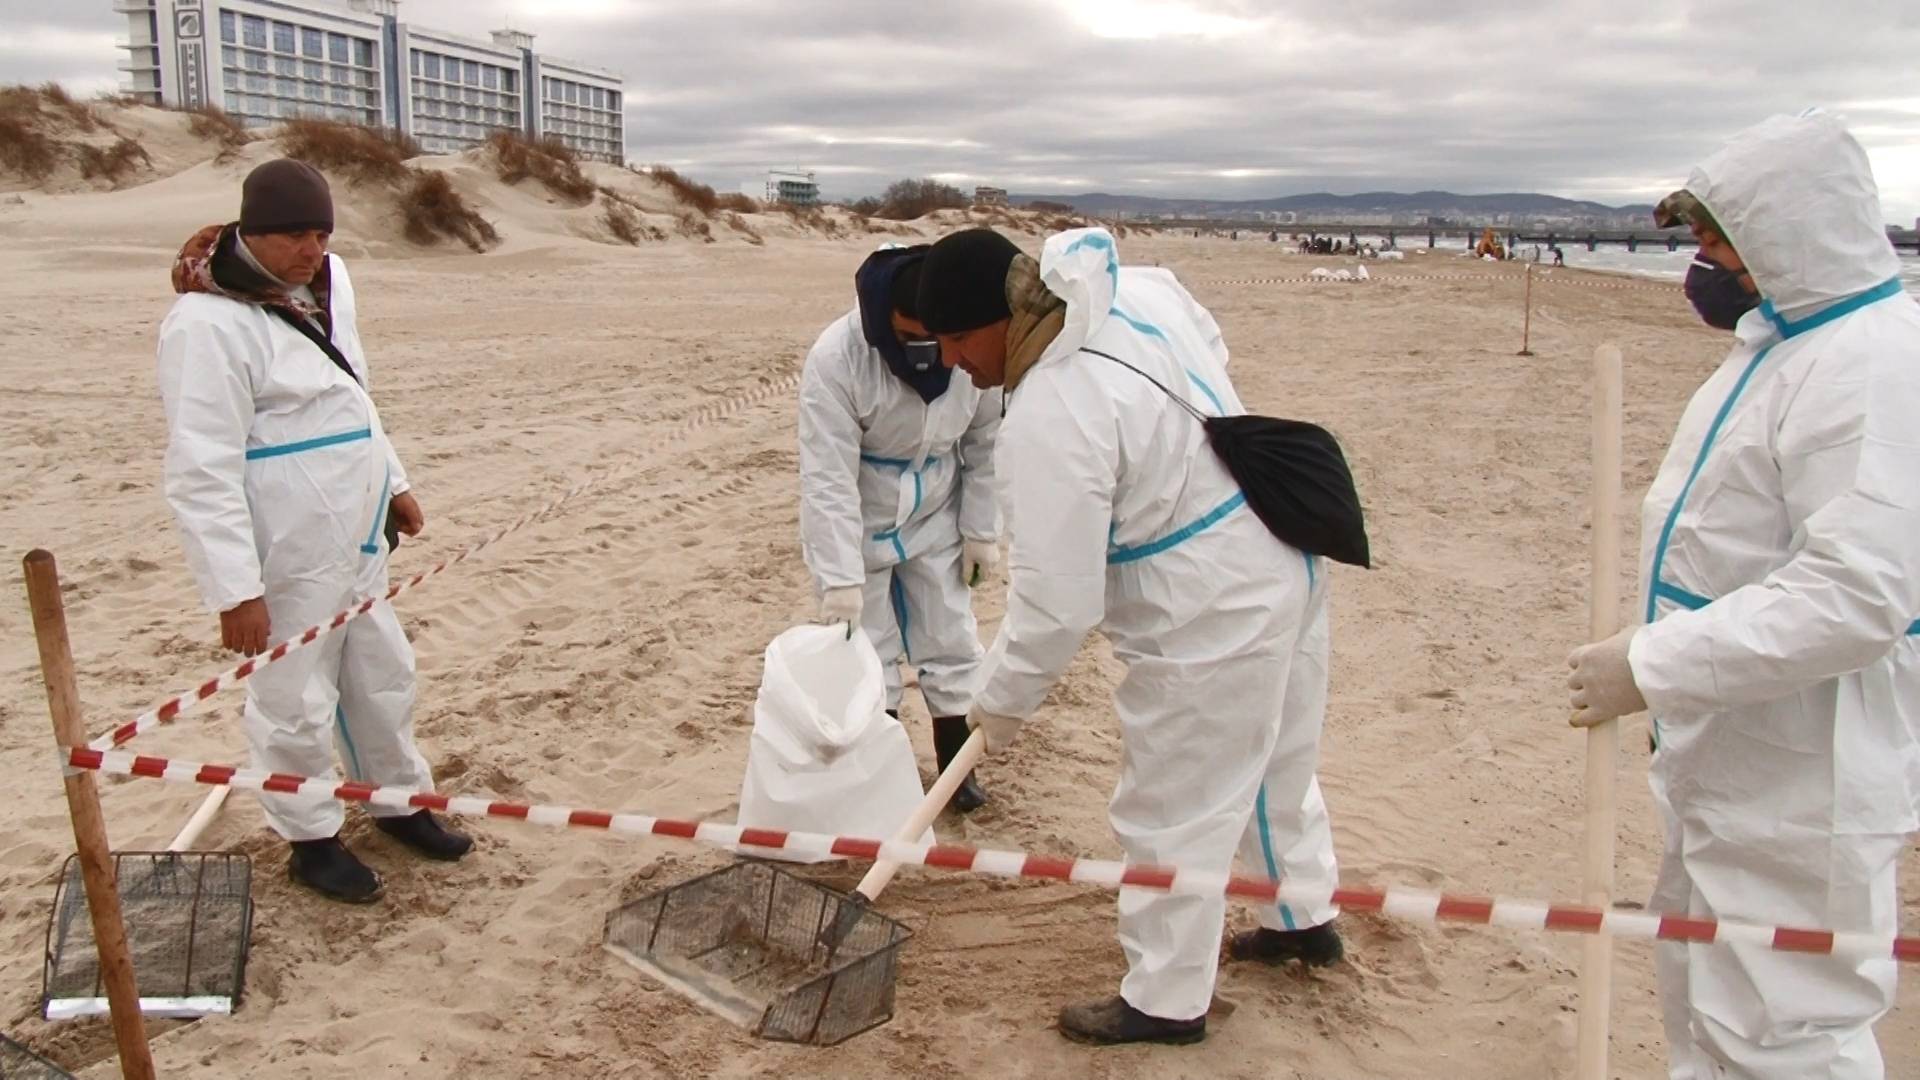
[
  {"left": 65, "top": 745, "right": 1920, "bottom": 965},
  {"left": 89, "top": 373, "right": 800, "bottom": 752}
]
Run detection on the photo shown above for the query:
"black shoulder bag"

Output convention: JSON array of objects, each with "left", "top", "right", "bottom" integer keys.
[{"left": 1083, "top": 348, "right": 1370, "bottom": 568}]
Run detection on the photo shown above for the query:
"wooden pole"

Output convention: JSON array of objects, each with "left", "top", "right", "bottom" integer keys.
[
  {"left": 1519, "top": 263, "right": 1536, "bottom": 356},
  {"left": 1575, "top": 346, "right": 1623, "bottom": 1080},
  {"left": 24, "top": 550, "right": 156, "bottom": 1080}
]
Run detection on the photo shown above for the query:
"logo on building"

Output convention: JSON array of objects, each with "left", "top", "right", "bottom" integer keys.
[{"left": 175, "top": 0, "right": 207, "bottom": 108}]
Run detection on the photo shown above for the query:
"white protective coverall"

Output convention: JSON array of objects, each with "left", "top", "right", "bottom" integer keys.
[
  {"left": 158, "top": 251, "right": 435, "bottom": 841},
  {"left": 1630, "top": 111, "right": 1920, "bottom": 1079},
  {"left": 973, "top": 228, "right": 1339, "bottom": 1021},
  {"left": 797, "top": 307, "right": 1002, "bottom": 715}
]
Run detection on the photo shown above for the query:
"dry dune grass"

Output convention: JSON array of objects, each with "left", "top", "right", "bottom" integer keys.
[
  {"left": 399, "top": 169, "right": 498, "bottom": 251},
  {"left": 185, "top": 106, "right": 250, "bottom": 160},
  {"left": 277, "top": 117, "right": 419, "bottom": 186},
  {"left": 75, "top": 136, "right": 151, "bottom": 185},
  {"left": 0, "top": 84, "right": 104, "bottom": 180},
  {"left": 598, "top": 187, "right": 666, "bottom": 244},
  {"left": 488, "top": 130, "right": 595, "bottom": 204}
]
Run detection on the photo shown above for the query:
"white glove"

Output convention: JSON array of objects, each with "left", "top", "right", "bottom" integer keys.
[
  {"left": 1567, "top": 626, "right": 1647, "bottom": 728},
  {"left": 962, "top": 538, "right": 1000, "bottom": 587},
  {"left": 819, "top": 586, "right": 862, "bottom": 625},
  {"left": 967, "top": 705, "right": 1023, "bottom": 755}
]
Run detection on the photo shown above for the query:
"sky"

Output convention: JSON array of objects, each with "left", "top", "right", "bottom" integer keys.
[{"left": 4, "top": 0, "right": 1918, "bottom": 221}]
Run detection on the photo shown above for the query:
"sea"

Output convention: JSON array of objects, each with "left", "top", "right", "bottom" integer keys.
[{"left": 1366, "top": 234, "right": 1920, "bottom": 296}]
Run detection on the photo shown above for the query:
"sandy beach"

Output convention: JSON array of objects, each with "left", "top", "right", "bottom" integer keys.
[{"left": 1, "top": 111, "right": 1915, "bottom": 1080}]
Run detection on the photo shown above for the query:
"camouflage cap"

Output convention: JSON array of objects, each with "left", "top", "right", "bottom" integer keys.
[{"left": 1654, "top": 189, "right": 1724, "bottom": 235}]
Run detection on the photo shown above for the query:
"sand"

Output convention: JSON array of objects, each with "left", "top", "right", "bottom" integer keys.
[{"left": 0, "top": 121, "right": 1915, "bottom": 1079}]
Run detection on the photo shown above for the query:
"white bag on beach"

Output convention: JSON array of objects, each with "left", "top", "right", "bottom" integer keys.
[{"left": 735, "top": 624, "right": 932, "bottom": 863}]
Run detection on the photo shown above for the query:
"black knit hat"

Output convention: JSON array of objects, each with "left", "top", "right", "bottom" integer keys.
[
  {"left": 918, "top": 228, "right": 1021, "bottom": 334},
  {"left": 239, "top": 158, "right": 334, "bottom": 236}
]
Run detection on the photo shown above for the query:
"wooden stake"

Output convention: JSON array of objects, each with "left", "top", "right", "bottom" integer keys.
[
  {"left": 24, "top": 550, "right": 156, "bottom": 1080},
  {"left": 1576, "top": 346, "right": 1623, "bottom": 1080},
  {"left": 1519, "top": 263, "right": 1537, "bottom": 356}
]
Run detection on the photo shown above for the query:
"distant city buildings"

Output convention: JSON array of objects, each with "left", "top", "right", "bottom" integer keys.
[
  {"left": 765, "top": 168, "right": 818, "bottom": 206},
  {"left": 973, "top": 185, "right": 1007, "bottom": 206},
  {"left": 114, "top": 0, "right": 625, "bottom": 162}
]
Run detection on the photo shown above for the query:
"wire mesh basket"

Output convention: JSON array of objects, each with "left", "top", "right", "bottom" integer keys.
[
  {"left": 604, "top": 860, "right": 912, "bottom": 1045},
  {"left": 42, "top": 852, "right": 253, "bottom": 1021},
  {"left": 0, "top": 1034, "right": 74, "bottom": 1080}
]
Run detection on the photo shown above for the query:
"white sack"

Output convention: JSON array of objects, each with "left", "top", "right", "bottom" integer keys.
[{"left": 735, "top": 623, "right": 932, "bottom": 863}]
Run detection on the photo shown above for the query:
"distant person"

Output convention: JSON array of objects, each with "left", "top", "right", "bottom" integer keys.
[
  {"left": 1552, "top": 245, "right": 1565, "bottom": 266},
  {"left": 918, "top": 227, "right": 1344, "bottom": 1046},
  {"left": 1565, "top": 110, "right": 1920, "bottom": 1080},
  {"left": 157, "top": 159, "right": 470, "bottom": 904},
  {"left": 797, "top": 244, "right": 1002, "bottom": 812}
]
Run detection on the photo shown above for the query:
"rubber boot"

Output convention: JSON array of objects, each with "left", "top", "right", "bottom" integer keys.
[
  {"left": 288, "top": 836, "right": 383, "bottom": 904},
  {"left": 375, "top": 809, "right": 473, "bottom": 861},
  {"left": 932, "top": 715, "right": 988, "bottom": 813},
  {"left": 1057, "top": 996, "right": 1205, "bottom": 1046},
  {"left": 1227, "top": 921, "right": 1344, "bottom": 968}
]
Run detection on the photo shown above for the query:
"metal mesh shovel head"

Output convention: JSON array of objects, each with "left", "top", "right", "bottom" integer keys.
[
  {"left": 42, "top": 852, "right": 253, "bottom": 1021},
  {"left": 0, "top": 1034, "right": 74, "bottom": 1080},
  {"left": 603, "top": 860, "right": 911, "bottom": 1045}
]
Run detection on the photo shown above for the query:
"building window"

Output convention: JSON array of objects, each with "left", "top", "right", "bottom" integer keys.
[
  {"left": 274, "top": 56, "right": 296, "bottom": 76},
  {"left": 304, "top": 81, "right": 324, "bottom": 101},
  {"left": 328, "top": 33, "right": 348, "bottom": 63},
  {"left": 423, "top": 52, "right": 440, "bottom": 79},
  {"left": 242, "top": 15, "right": 266, "bottom": 48},
  {"left": 219, "top": 11, "right": 235, "bottom": 43},
  {"left": 245, "top": 51, "right": 269, "bottom": 72},
  {"left": 463, "top": 60, "right": 479, "bottom": 86},
  {"left": 331, "top": 64, "right": 350, "bottom": 84},
  {"left": 221, "top": 45, "right": 237, "bottom": 66},
  {"left": 301, "top": 28, "right": 322, "bottom": 57},
  {"left": 222, "top": 69, "right": 238, "bottom": 90},
  {"left": 354, "top": 39, "right": 374, "bottom": 68},
  {"left": 564, "top": 82, "right": 578, "bottom": 103},
  {"left": 482, "top": 66, "right": 498, "bottom": 90},
  {"left": 502, "top": 71, "right": 516, "bottom": 93},
  {"left": 410, "top": 51, "right": 419, "bottom": 75},
  {"left": 272, "top": 21, "right": 295, "bottom": 54},
  {"left": 304, "top": 60, "right": 324, "bottom": 80},
  {"left": 608, "top": 90, "right": 620, "bottom": 112}
]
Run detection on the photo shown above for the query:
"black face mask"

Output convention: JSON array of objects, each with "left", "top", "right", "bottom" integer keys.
[{"left": 1684, "top": 258, "right": 1759, "bottom": 331}]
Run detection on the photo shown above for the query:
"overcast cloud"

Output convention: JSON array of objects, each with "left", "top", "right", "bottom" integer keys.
[{"left": 4, "top": 0, "right": 1917, "bottom": 219}]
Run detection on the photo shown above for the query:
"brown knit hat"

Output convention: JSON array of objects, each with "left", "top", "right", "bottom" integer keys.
[{"left": 239, "top": 158, "right": 334, "bottom": 236}]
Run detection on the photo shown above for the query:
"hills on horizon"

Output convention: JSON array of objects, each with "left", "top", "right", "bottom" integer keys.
[{"left": 1006, "top": 188, "right": 1656, "bottom": 223}]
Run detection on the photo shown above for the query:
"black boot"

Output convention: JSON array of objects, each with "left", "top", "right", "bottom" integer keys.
[
  {"left": 932, "top": 715, "right": 988, "bottom": 813},
  {"left": 1227, "top": 922, "right": 1344, "bottom": 968},
  {"left": 1058, "top": 996, "right": 1205, "bottom": 1046},
  {"left": 375, "top": 810, "right": 473, "bottom": 861},
  {"left": 288, "top": 836, "right": 383, "bottom": 904}
]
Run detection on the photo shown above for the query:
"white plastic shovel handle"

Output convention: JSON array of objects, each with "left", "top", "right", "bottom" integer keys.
[{"left": 852, "top": 727, "right": 986, "bottom": 903}]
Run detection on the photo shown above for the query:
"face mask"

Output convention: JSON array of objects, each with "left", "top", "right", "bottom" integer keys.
[
  {"left": 1683, "top": 257, "right": 1759, "bottom": 331},
  {"left": 903, "top": 338, "right": 941, "bottom": 373}
]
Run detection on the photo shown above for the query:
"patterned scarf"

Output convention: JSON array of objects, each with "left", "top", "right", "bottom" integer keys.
[
  {"left": 1001, "top": 253, "right": 1067, "bottom": 395},
  {"left": 171, "top": 222, "right": 331, "bottom": 330}
]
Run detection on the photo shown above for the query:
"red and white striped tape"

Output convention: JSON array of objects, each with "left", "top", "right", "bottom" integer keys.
[
  {"left": 65, "top": 745, "right": 1920, "bottom": 964},
  {"left": 88, "top": 374, "right": 800, "bottom": 753}
]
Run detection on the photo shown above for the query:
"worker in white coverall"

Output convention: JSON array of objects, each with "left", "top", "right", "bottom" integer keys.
[
  {"left": 1566, "top": 110, "right": 1920, "bottom": 1080},
  {"left": 799, "top": 244, "right": 1002, "bottom": 811},
  {"left": 917, "top": 227, "right": 1343, "bottom": 1045},
  {"left": 158, "top": 159, "right": 470, "bottom": 905}
]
